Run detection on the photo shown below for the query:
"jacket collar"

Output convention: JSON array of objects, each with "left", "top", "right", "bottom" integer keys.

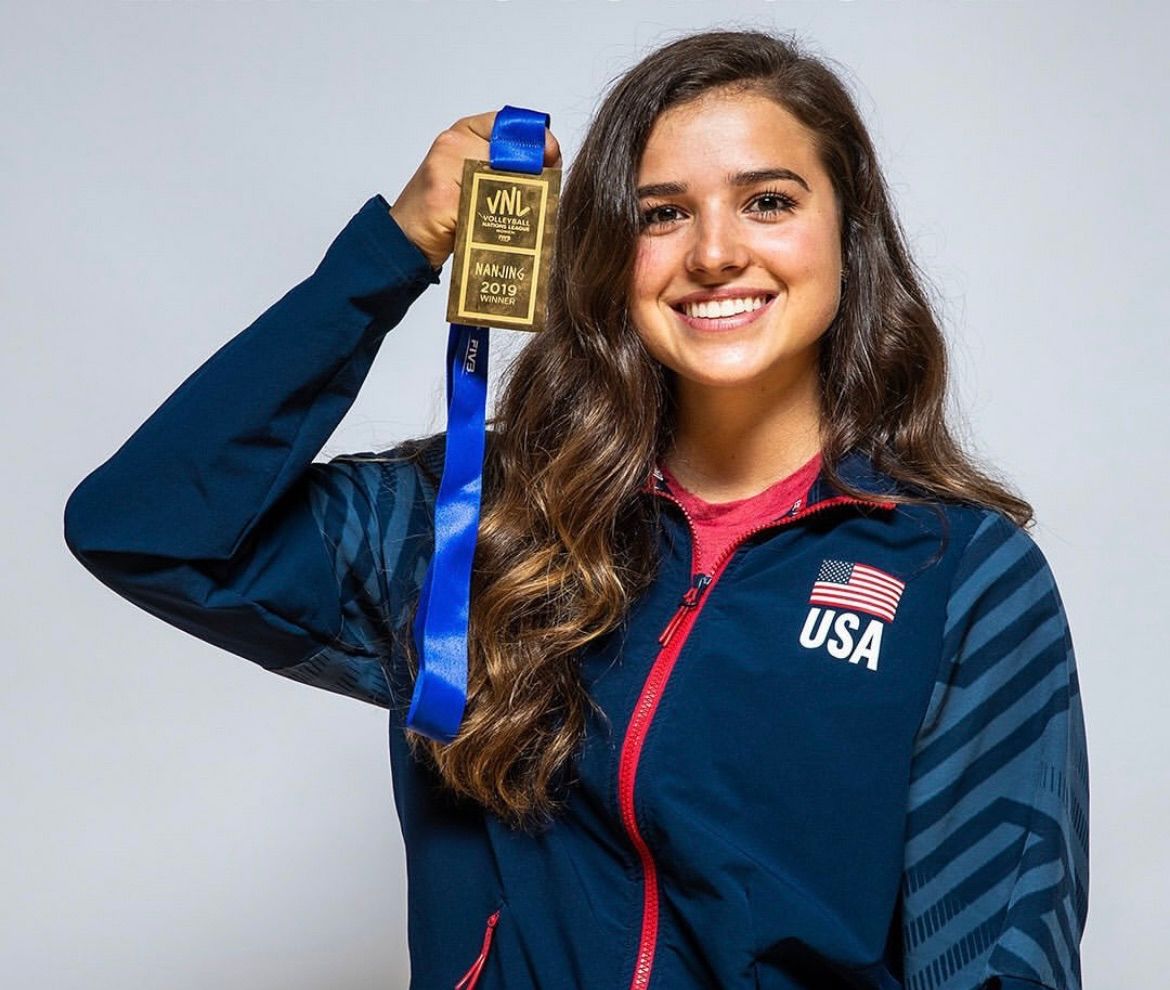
[
  {"left": 643, "top": 448, "right": 899, "bottom": 514},
  {"left": 803, "top": 448, "right": 900, "bottom": 510}
]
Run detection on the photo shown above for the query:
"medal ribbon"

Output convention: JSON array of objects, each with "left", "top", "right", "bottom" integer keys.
[{"left": 407, "top": 105, "right": 550, "bottom": 743}]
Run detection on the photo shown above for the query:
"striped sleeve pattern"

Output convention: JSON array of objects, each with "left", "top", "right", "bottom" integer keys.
[
  {"left": 900, "top": 511, "right": 1089, "bottom": 990},
  {"left": 279, "top": 447, "right": 436, "bottom": 708},
  {"left": 272, "top": 455, "right": 399, "bottom": 709}
]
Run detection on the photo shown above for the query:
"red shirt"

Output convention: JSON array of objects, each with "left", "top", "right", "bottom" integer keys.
[{"left": 655, "top": 451, "right": 822, "bottom": 575}]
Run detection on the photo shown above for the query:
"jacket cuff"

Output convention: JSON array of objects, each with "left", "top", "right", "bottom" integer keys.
[{"left": 360, "top": 193, "right": 444, "bottom": 285}]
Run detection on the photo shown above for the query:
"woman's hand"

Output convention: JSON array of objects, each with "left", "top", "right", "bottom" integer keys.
[{"left": 388, "top": 110, "right": 562, "bottom": 271}]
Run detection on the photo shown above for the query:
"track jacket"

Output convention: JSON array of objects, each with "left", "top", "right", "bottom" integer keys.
[{"left": 63, "top": 194, "right": 1090, "bottom": 990}]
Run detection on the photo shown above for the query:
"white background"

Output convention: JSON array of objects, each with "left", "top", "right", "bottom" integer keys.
[{"left": 3, "top": 1, "right": 1166, "bottom": 987}]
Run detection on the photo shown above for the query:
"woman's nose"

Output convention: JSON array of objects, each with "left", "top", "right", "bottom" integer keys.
[{"left": 685, "top": 212, "right": 750, "bottom": 275}]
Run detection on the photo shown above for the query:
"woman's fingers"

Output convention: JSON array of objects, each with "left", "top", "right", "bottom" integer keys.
[
  {"left": 460, "top": 110, "right": 498, "bottom": 149},
  {"left": 388, "top": 110, "right": 562, "bottom": 271}
]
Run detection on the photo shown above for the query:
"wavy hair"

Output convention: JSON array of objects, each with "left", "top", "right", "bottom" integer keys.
[{"left": 384, "top": 28, "right": 1033, "bottom": 833}]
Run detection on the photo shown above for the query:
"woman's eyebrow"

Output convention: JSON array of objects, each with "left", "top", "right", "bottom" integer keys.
[{"left": 636, "top": 167, "right": 810, "bottom": 199}]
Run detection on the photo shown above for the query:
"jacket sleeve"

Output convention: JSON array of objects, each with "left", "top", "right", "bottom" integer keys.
[
  {"left": 63, "top": 194, "right": 441, "bottom": 709},
  {"left": 900, "top": 511, "right": 1090, "bottom": 990}
]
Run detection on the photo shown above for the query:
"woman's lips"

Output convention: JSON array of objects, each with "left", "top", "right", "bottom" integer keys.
[{"left": 671, "top": 295, "right": 776, "bottom": 332}]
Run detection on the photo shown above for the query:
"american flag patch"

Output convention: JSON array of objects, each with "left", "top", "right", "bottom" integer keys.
[{"left": 809, "top": 559, "right": 905, "bottom": 623}]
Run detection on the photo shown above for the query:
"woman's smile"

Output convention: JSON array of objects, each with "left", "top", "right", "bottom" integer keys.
[{"left": 670, "top": 291, "right": 779, "bottom": 333}]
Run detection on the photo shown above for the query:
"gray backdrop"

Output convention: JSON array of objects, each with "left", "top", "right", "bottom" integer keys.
[{"left": 4, "top": 1, "right": 1165, "bottom": 987}]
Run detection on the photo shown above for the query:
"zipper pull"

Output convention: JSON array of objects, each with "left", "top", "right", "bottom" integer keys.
[
  {"left": 454, "top": 909, "right": 500, "bottom": 990},
  {"left": 658, "top": 573, "right": 711, "bottom": 647}
]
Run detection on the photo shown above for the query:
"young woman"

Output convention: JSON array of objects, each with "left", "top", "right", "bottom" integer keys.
[{"left": 64, "top": 29, "right": 1088, "bottom": 990}]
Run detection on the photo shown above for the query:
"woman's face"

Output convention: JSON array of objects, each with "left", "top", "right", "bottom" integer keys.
[{"left": 630, "top": 88, "right": 843, "bottom": 396}]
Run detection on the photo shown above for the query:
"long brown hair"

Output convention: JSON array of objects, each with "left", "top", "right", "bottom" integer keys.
[{"left": 385, "top": 28, "right": 1032, "bottom": 833}]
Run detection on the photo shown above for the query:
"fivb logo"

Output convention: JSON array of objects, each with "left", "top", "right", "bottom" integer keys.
[
  {"left": 485, "top": 185, "right": 531, "bottom": 217},
  {"left": 463, "top": 335, "right": 480, "bottom": 374},
  {"left": 798, "top": 560, "right": 905, "bottom": 671}
]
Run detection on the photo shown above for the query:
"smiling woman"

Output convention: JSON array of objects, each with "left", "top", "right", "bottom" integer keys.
[
  {"left": 64, "top": 26, "right": 1087, "bottom": 990},
  {"left": 630, "top": 88, "right": 844, "bottom": 500}
]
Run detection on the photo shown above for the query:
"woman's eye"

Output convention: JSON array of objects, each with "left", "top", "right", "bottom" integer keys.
[
  {"left": 750, "top": 191, "right": 797, "bottom": 215},
  {"left": 640, "top": 205, "right": 681, "bottom": 228}
]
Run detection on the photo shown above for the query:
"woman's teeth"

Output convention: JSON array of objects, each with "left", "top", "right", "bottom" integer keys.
[{"left": 681, "top": 295, "right": 769, "bottom": 319}]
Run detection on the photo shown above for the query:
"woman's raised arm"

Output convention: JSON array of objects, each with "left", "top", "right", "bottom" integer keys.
[{"left": 63, "top": 195, "right": 440, "bottom": 708}]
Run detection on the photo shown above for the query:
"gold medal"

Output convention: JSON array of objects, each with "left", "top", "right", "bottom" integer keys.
[{"left": 445, "top": 159, "right": 560, "bottom": 332}]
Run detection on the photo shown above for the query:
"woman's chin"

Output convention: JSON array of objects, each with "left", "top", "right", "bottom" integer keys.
[{"left": 669, "top": 364, "right": 770, "bottom": 390}]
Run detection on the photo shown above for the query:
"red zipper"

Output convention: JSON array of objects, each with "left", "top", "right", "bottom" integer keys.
[
  {"left": 454, "top": 908, "right": 500, "bottom": 990},
  {"left": 619, "top": 479, "right": 895, "bottom": 990}
]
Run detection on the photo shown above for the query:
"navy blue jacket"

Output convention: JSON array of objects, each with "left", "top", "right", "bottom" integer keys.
[{"left": 64, "top": 195, "right": 1089, "bottom": 990}]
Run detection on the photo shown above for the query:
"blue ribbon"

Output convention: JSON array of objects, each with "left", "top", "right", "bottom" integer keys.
[{"left": 407, "top": 105, "right": 550, "bottom": 743}]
